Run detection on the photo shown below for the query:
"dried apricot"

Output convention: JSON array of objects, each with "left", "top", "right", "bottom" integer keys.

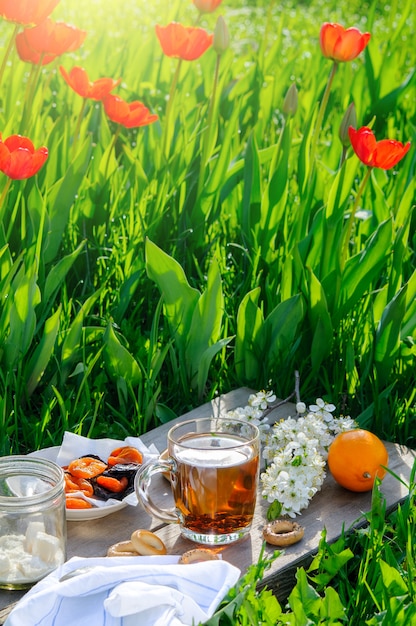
[
  {"left": 108, "top": 446, "right": 143, "bottom": 466},
  {"left": 67, "top": 456, "right": 107, "bottom": 479},
  {"left": 66, "top": 496, "right": 93, "bottom": 509},
  {"left": 96, "top": 475, "right": 128, "bottom": 493},
  {"left": 64, "top": 473, "right": 94, "bottom": 497}
]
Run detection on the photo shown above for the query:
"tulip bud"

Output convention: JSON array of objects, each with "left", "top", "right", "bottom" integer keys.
[
  {"left": 194, "top": 0, "right": 223, "bottom": 14},
  {"left": 339, "top": 102, "right": 356, "bottom": 147},
  {"left": 282, "top": 83, "right": 298, "bottom": 117},
  {"left": 213, "top": 15, "right": 230, "bottom": 55}
]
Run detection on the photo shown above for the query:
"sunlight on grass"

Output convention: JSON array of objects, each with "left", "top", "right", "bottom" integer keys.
[{"left": 0, "top": 0, "right": 414, "bottom": 453}]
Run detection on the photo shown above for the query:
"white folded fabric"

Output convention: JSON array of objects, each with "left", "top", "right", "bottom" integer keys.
[{"left": 5, "top": 555, "right": 240, "bottom": 626}]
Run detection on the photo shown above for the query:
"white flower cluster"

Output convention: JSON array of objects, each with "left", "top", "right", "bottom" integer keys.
[
  {"left": 225, "top": 390, "right": 276, "bottom": 440},
  {"left": 225, "top": 391, "right": 356, "bottom": 518}
]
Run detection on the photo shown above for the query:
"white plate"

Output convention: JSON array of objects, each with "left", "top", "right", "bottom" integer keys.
[
  {"left": 29, "top": 447, "right": 128, "bottom": 521},
  {"left": 65, "top": 500, "right": 126, "bottom": 521}
]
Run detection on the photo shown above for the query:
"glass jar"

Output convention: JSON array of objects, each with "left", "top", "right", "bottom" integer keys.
[{"left": 0, "top": 456, "right": 66, "bottom": 589}]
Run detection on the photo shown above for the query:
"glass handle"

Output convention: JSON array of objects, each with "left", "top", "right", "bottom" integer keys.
[{"left": 134, "top": 459, "right": 178, "bottom": 523}]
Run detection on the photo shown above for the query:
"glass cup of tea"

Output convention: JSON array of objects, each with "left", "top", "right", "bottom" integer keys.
[{"left": 135, "top": 417, "right": 260, "bottom": 545}]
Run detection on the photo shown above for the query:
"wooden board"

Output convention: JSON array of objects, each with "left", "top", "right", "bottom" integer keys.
[{"left": 1, "top": 388, "right": 415, "bottom": 621}]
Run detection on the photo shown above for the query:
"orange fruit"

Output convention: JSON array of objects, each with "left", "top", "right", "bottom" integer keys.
[{"left": 327, "top": 429, "right": 388, "bottom": 492}]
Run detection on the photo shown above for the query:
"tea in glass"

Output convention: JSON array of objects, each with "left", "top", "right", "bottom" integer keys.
[{"left": 135, "top": 417, "right": 260, "bottom": 545}]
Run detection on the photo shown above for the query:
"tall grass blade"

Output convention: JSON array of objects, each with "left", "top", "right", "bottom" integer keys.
[{"left": 26, "top": 305, "right": 61, "bottom": 397}]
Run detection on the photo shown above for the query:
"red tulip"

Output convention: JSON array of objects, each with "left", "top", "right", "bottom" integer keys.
[
  {"left": 0, "top": 0, "right": 59, "bottom": 26},
  {"left": 155, "top": 22, "right": 213, "bottom": 61},
  {"left": 193, "top": 0, "right": 223, "bottom": 13},
  {"left": 16, "top": 18, "right": 87, "bottom": 65},
  {"left": 15, "top": 39, "right": 55, "bottom": 66},
  {"left": 60, "top": 66, "right": 121, "bottom": 101},
  {"left": 0, "top": 134, "right": 48, "bottom": 180},
  {"left": 348, "top": 126, "right": 411, "bottom": 170},
  {"left": 320, "top": 23, "right": 370, "bottom": 62},
  {"left": 103, "top": 95, "right": 158, "bottom": 129}
]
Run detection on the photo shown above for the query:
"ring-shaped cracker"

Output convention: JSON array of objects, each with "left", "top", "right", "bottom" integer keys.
[
  {"left": 262, "top": 519, "right": 304, "bottom": 547},
  {"left": 178, "top": 548, "right": 220, "bottom": 564},
  {"left": 130, "top": 530, "right": 167, "bottom": 556},
  {"left": 107, "top": 540, "right": 138, "bottom": 557}
]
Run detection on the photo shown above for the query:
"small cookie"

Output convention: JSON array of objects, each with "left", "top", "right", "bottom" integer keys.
[
  {"left": 263, "top": 519, "right": 304, "bottom": 547},
  {"left": 107, "top": 540, "right": 138, "bottom": 557},
  {"left": 178, "top": 548, "right": 220, "bottom": 564},
  {"left": 130, "top": 530, "right": 167, "bottom": 556}
]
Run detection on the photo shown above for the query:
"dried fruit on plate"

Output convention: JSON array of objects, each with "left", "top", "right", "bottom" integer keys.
[
  {"left": 96, "top": 475, "right": 129, "bottom": 493},
  {"left": 67, "top": 456, "right": 108, "bottom": 479},
  {"left": 66, "top": 496, "right": 93, "bottom": 509},
  {"left": 63, "top": 447, "right": 143, "bottom": 508},
  {"left": 64, "top": 473, "right": 94, "bottom": 497},
  {"left": 108, "top": 446, "right": 143, "bottom": 466},
  {"left": 92, "top": 463, "right": 140, "bottom": 501}
]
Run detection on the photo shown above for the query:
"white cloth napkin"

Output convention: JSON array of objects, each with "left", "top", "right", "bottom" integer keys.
[{"left": 5, "top": 555, "right": 240, "bottom": 626}]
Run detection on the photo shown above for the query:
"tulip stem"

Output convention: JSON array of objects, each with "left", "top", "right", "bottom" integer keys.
[
  {"left": 341, "top": 166, "right": 372, "bottom": 269},
  {"left": 197, "top": 52, "right": 221, "bottom": 198},
  {"left": 0, "top": 178, "right": 12, "bottom": 215},
  {"left": 162, "top": 59, "right": 183, "bottom": 161},
  {"left": 0, "top": 23, "right": 19, "bottom": 91},
  {"left": 0, "top": 178, "right": 12, "bottom": 243},
  {"left": 34, "top": 186, "right": 47, "bottom": 263},
  {"left": 72, "top": 99, "right": 88, "bottom": 157},
  {"left": 20, "top": 58, "right": 44, "bottom": 134},
  {"left": 5, "top": 189, "right": 22, "bottom": 243},
  {"left": 339, "top": 145, "right": 348, "bottom": 169},
  {"left": 104, "top": 126, "right": 121, "bottom": 181},
  {"left": 308, "top": 61, "right": 338, "bottom": 187}
]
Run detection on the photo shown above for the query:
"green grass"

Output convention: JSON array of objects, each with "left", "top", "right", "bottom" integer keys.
[
  {"left": 0, "top": 0, "right": 415, "bottom": 454},
  {"left": 0, "top": 2, "right": 414, "bottom": 619},
  {"left": 203, "top": 466, "right": 416, "bottom": 624}
]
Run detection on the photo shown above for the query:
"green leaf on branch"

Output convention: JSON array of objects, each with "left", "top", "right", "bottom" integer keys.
[{"left": 267, "top": 500, "right": 282, "bottom": 521}]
